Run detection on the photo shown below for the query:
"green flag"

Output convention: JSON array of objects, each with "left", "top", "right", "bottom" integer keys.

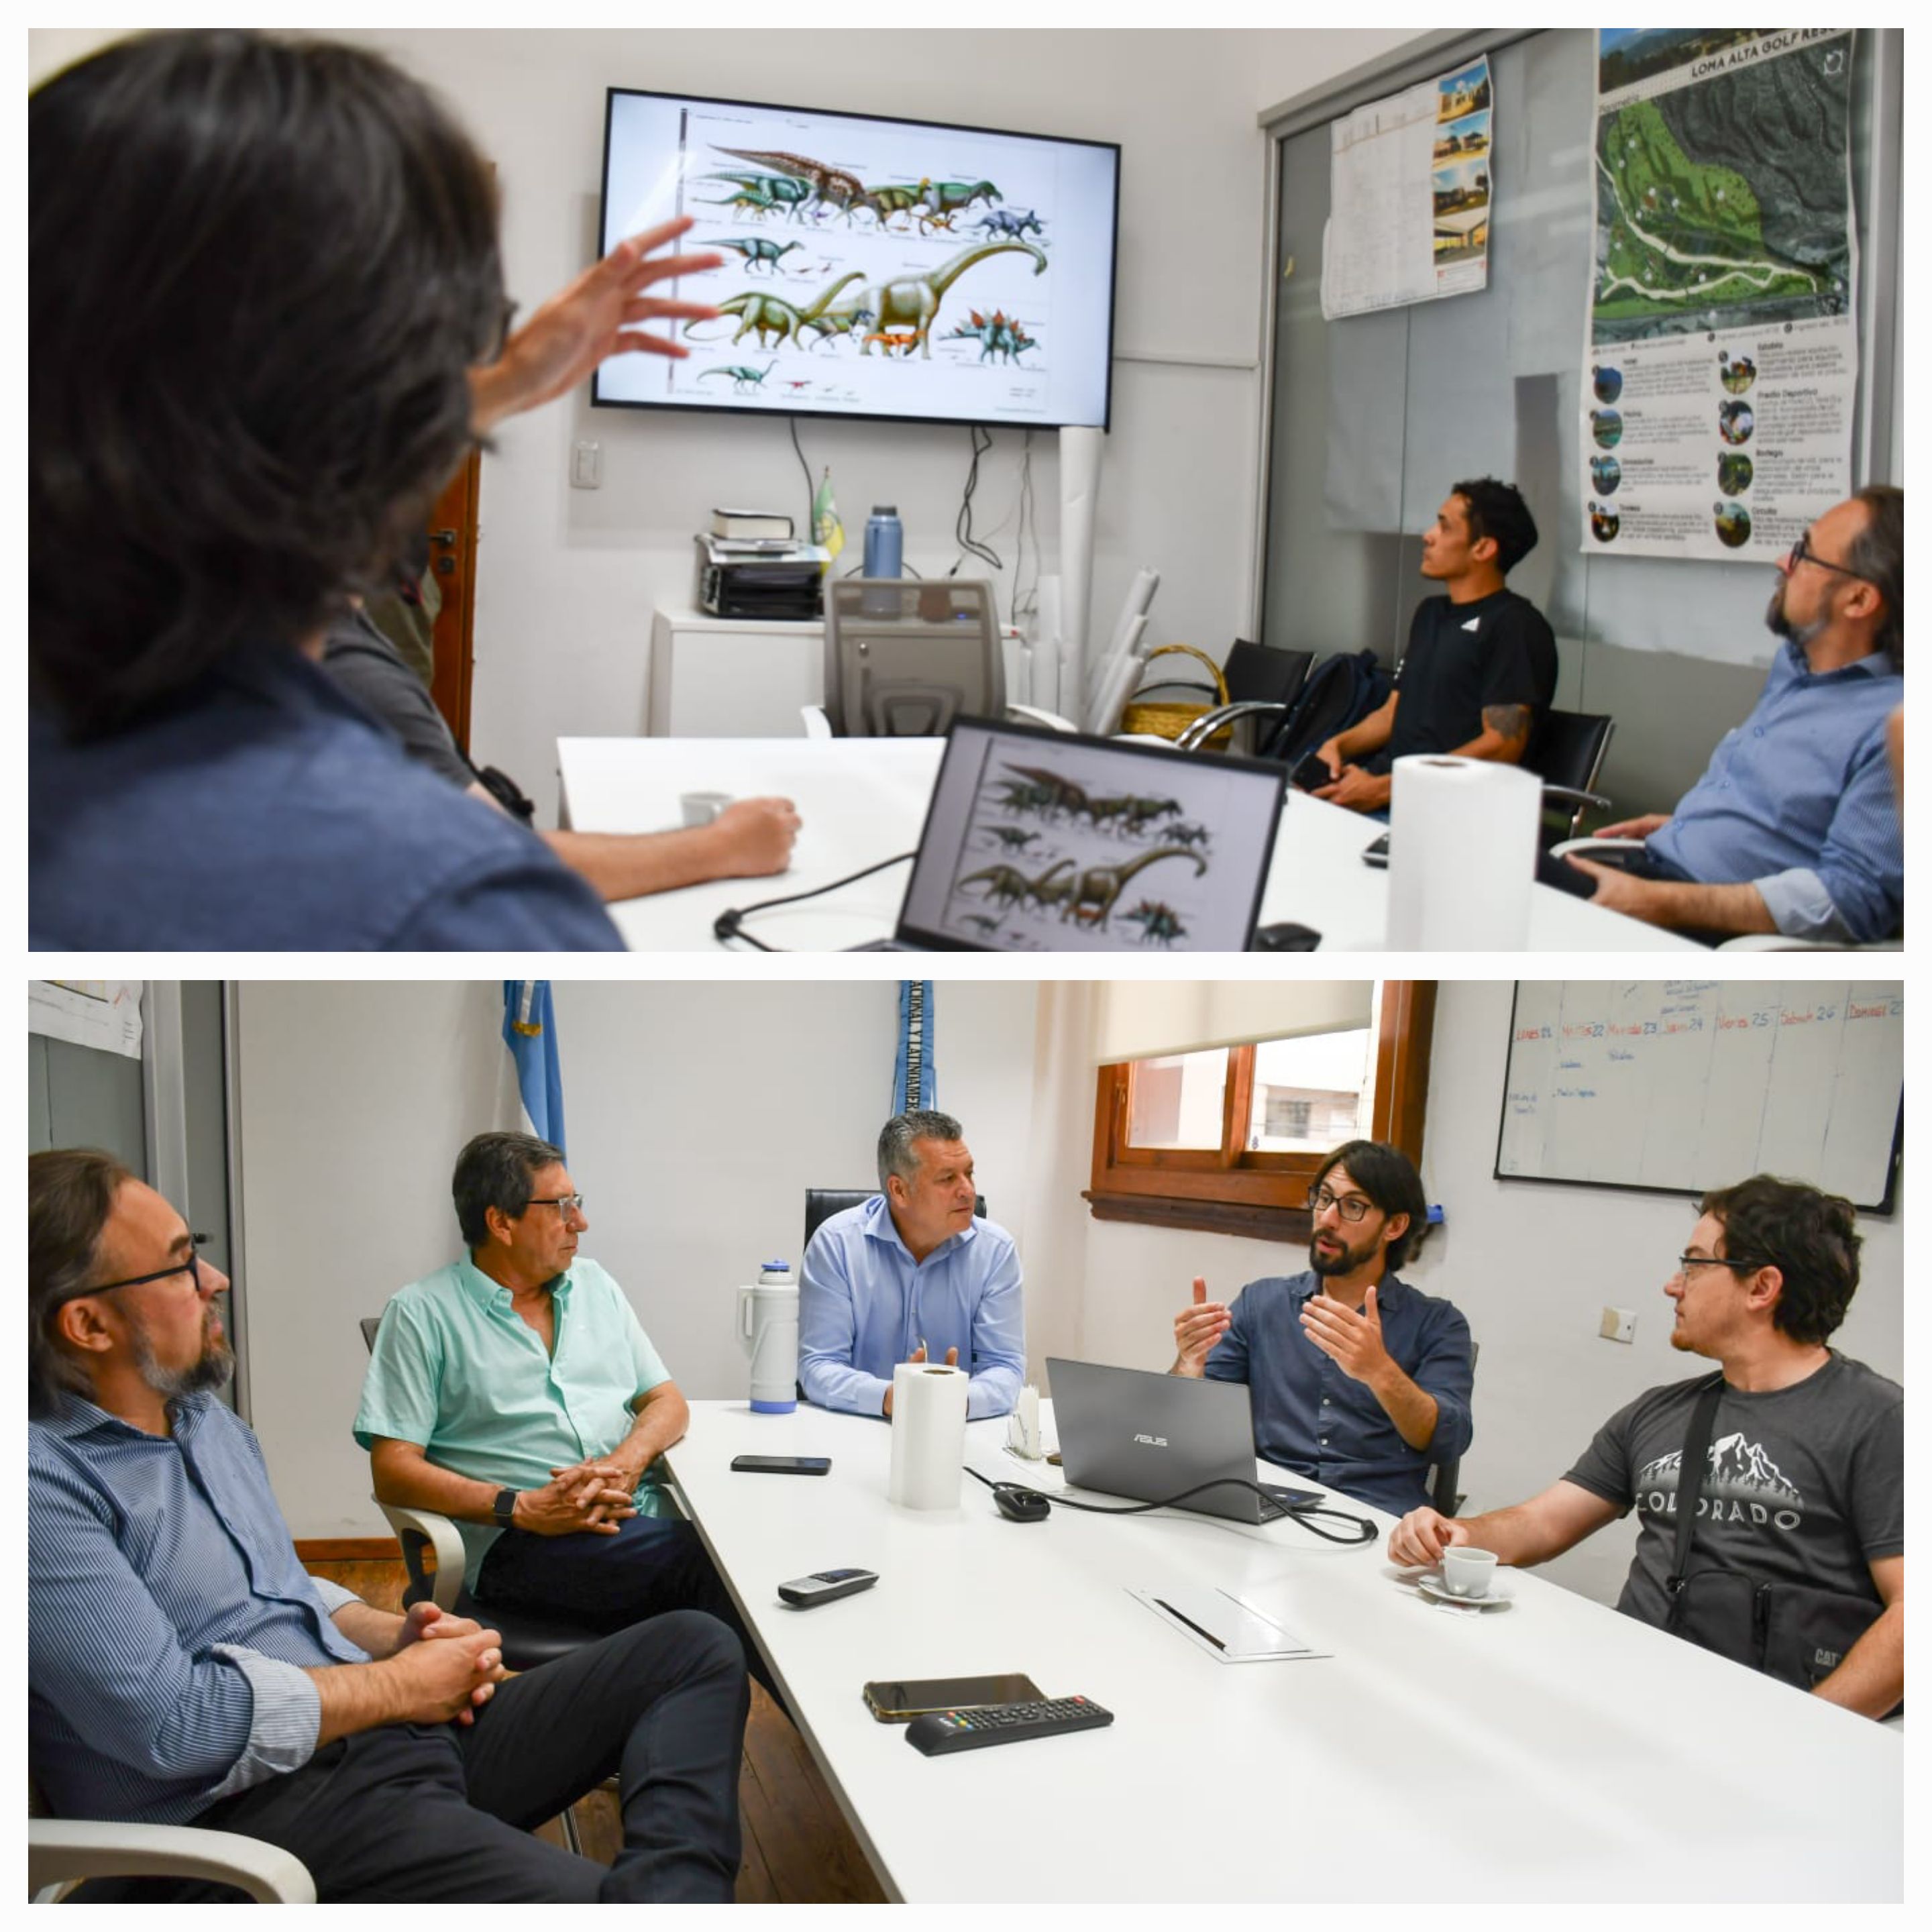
[{"left": 811, "top": 466, "right": 845, "bottom": 572}]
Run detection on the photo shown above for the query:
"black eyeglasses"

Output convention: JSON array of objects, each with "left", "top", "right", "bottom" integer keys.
[
  {"left": 82, "top": 1234, "right": 212, "bottom": 1298},
  {"left": 1786, "top": 532, "right": 1872, "bottom": 586},
  {"left": 1673, "top": 1252, "right": 1764, "bottom": 1278},
  {"left": 527, "top": 1195, "right": 586, "bottom": 1217},
  {"left": 1306, "top": 1186, "right": 1376, "bottom": 1223}
]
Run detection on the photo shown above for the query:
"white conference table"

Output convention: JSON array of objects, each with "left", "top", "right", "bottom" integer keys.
[
  {"left": 663, "top": 1401, "right": 1900, "bottom": 1904},
  {"left": 557, "top": 737, "right": 1702, "bottom": 953}
]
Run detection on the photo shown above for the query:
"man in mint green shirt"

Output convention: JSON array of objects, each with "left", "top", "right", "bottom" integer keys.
[{"left": 356, "top": 1132, "right": 769, "bottom": 1690}]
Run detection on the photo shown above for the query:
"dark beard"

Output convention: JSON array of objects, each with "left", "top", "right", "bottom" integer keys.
[{"left": 1309, "top": 1234, "right": 1364, "bottom": 1277}]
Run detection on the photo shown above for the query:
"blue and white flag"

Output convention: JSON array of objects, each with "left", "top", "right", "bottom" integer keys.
[
  {"left": 893, "top": 981, "right": 935, "bottom": 1114},
  {"left": 502, "top": 981, "right": 566, "bottom": 1153}
]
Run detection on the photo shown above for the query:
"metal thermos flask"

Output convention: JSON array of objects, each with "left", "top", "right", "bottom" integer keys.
[{"left": 863, "top": 506, "right": 903, "bottom": 578}]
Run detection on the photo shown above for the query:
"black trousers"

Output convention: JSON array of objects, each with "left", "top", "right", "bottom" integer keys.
[
  {"left": 87, "top": 1610, "right": 748, "bottom": 1903},
  {"left": 477, "top": 1513, "right": 781, "bottom": 1703}
]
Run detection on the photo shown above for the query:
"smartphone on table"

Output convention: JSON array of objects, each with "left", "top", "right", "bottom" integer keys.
[
  {"left": 863, "top": 1673, "right": 1044, "bottom": 1722},
  {"left": 730, "top": 1454, "right": 832, "bottom": 1475}
]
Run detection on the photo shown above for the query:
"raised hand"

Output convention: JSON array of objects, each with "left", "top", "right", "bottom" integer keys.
[
  {"left": 1172, "top": 1276, "right": 1232, "bottom": 1376},
  {"left": 1299, "top": 1282, "right": 1395, "bottom": 1385}
]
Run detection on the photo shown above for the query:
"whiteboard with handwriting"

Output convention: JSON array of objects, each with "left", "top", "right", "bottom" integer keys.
[{"left": 1495, "top": 981, "right": 1902, "bottom": 1210}]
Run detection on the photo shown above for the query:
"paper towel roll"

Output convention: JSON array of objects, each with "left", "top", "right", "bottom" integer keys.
[
  {"left": 887, "top": 1362, "right": 970, "bottom": 1511},
  {"left": 1385, "top": 755, "right": 1542, "bottom": 951}
]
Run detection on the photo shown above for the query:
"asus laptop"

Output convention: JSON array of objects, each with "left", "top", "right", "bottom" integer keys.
[
  {"left": 857, "top": 715, "right": 1289, "bottom": 952},
  {"left": 1045, "top": 1358, "right": 1319, "bottom": 1525}
]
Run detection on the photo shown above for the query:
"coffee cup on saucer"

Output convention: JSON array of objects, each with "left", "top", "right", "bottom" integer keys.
[{"left": 1442, "top": 1546, "right": 1499, "bottom": 1599}]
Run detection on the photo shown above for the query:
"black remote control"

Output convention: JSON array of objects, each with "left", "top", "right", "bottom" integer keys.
[
  {"left": 905, "top": 1696, "right": 1114, "bottom": 1755},
  {"left": 777, "top": 1568, "right": 877, "bottom": 1608}
]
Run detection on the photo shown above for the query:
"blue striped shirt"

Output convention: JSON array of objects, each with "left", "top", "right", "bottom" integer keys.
[
  {"left": 1646, "top": 642, "right": 1902, "bottom": 943},
  {"left": 30, "top": 1392, "right": 368, "bottom": 1825}
]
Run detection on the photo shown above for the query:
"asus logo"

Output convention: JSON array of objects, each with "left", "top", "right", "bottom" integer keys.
[{"left": 1133, "top": 1433, "right": 1169, "bottom": 1448}]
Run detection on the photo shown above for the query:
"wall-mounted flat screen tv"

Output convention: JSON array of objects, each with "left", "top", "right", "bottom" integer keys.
[{"left": 594, "top": 89, "right": 1120, "bottom": 430}]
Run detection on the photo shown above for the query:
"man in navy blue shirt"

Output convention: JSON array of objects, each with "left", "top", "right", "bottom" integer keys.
[
  {"left": 29, "top": 1147, "right": 747, "bottom": 1901},
  {"left": 1171, "top": 1140, "right": 1473, "bottom": 1515},
  {"left": 1553, "top": 488, "right": 1903, "bottom": 944},
  {"left": 28, "top": 32, "right": 727, "bottom": 951}
]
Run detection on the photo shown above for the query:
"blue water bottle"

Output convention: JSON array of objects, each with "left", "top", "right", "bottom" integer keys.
[{"left": 863, "top": 505, "right": 903, "bottom": 578}]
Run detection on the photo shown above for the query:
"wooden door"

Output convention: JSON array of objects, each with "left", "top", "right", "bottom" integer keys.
[{"left": 427, "top": 448, "right": 482, "bottom": 753}]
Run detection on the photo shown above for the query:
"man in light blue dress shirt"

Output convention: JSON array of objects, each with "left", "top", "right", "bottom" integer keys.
[
  {"left": 1554, "top": 487, "right": 1903, "bottom": 944},
  {"left": 799, "top": 1110, "right": 1026, "bottom": 1419},
  {"left": 28, "top": 1150, "right": 745, "bottom": 1901}
]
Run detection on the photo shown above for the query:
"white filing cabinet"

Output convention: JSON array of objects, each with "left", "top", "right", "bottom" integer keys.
[{"left": 647, "top": 608, "right": 823, "bottom": 737}]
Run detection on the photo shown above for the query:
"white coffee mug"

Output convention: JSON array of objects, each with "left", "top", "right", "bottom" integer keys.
[
  {"left": 680, "top": 790, "right": 733, "bottom": 827},
  {"left": 1442, "top": 1546, "right": 1499, "bottom": 1599}
]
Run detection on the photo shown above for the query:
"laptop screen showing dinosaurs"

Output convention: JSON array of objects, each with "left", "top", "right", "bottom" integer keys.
[
  {"left": 594, "top": 89, "right": 1120, "bottom": 430},
  {"left": 892, "top": 718, "right": 1287, "bottom": 953}
]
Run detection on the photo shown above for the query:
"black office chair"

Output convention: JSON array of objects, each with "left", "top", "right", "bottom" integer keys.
[
  {"left": 804, "top": 1187, "right": 989, "bottom": 1253},
  {"left": 1523, "top": 708, "right": 1615, "bottom": 847},
  {"left": 1426, "top": 1340, "right": 1479, "bottom": 1515},
  {"left": 1170, "top": 642, "right": 1316, "bottom": 753}
]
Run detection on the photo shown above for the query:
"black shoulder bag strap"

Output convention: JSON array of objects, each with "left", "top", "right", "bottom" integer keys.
[{"left": 1665, "top": 1373, "right": 1727, "bottom": 1609}]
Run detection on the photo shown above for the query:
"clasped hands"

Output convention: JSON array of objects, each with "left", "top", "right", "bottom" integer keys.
[
  {"left": 1309, "top": 740, "right": 1392, "bottom": 814},
  {"left": 390, "top": 1601, "right": 508, "bottom": 1727},
  {"left": 513, "top": 1456, "right": 643, "bottom": 1538}
]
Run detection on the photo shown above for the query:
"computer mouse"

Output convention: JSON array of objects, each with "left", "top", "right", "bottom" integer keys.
[
  {"left": 1251, "top": 922, "right": 1322, "bottom": 952},
  {"left": 992, "top": 1483, "right": 1051, "bottom": 1523}
]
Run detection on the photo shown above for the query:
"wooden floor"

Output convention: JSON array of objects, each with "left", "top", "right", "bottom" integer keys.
[{"left": 308, "top": 1558, "right": 885, "bottom": 1904}]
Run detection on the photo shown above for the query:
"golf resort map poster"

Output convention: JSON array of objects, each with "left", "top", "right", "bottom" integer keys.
[
  {"left": 1582, "top": 29, "right": 1858, "bottom": 561},
  {"left": 1322, "top": 55, "right": 1492, "bottom": 319}
]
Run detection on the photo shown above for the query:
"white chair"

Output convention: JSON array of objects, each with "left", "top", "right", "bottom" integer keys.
[{"left": 30, "top": 1789, "right": 315, "bottom": 1903}]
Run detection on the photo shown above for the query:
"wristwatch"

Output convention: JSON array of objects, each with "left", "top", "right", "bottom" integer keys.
[{"left": 492, "top": 1487, "right": 519, "bottom": 1529}]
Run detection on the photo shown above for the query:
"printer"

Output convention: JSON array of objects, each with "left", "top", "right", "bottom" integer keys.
[{"left": 696, "top": 536, "right": 829, "bottom": 621}]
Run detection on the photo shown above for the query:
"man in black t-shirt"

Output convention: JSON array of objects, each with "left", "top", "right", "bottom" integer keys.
[
  {"left": 1315, "top": 478, "right": 1556, "bottom": 814},
  {"left": 1385, "top": 1176, "right": 1902, "bottom": 1720}
]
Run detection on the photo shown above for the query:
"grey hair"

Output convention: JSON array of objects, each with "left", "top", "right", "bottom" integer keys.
[
  {"left": 29, "top": 1147, "right": 132, "bottom": 1415},
  {"left": 876, "top": 1110, "right": 963, "bottom": 1191},
  {"left": 1847, "top": 484, "right": 1902, "bottom": 665}
]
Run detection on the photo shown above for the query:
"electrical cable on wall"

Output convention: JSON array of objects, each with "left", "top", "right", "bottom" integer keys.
[
  {"left": 893, "top": 981, "right": 935, "bottom": 1113},
  {"left": 950, "top": 425, "right": 1004, "bottom": 575}
]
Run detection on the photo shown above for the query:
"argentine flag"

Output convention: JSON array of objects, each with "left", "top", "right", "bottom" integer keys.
[{"left": 502, "top": 981, "right": 566, "bottom": 1153}]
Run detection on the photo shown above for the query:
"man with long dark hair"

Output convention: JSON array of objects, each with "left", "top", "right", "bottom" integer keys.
[
  {"left": 28, "top": 32, "right": 720, "bottom": 948},
  {"left": 1170, "top": 1139, "right": 1474, "bottom": 1513}
]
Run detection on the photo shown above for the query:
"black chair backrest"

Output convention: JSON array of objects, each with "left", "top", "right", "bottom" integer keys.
[
  {"left": 804, "top": 1187, "right": 989, "bottom": 1253},
  {"left": 359, "top": 1316, "right": 382, "bottom": 1354},
  {"left": 1428, "top": 1339, "right": 1479, "bottom": 1515},
  {"left": 1524, "top": 708, "right": 1614, "bottom": 798},
  {"left": 1221, "top": 640, "right": 1313, "bottom": 710}
]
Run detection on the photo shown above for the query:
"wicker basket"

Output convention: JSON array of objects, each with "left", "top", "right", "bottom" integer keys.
[{"left": 1116, "top": 644, "right": 1232, "bottom": 747}]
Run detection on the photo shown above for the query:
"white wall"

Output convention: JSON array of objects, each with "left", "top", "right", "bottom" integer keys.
[
  {"left": 29, "top": 27, "right": 1426, "bottom": 822},
  {"left": 1059, "top": 979, "right": 1907, "bottom": 1609},
  {"left": 231, "top": 975, "right": 1902, "bottom": 1604},
  {"left": 234, "top": 977, "right": 1037, "bottom": 1538}
]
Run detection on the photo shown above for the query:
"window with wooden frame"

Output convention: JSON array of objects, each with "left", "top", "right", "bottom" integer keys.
[{"left": 1086, "top": 982, "right": 1435, "bottom": 1240}]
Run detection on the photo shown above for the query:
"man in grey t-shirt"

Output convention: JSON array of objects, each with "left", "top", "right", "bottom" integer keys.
[{"left": 1387, "top": 1175, "right": 1902, "bottom": 1721}]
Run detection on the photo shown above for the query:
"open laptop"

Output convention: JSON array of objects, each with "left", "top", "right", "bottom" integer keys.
[
  {"left": 1045, "top": 1358, "right": 1320, "bottom": 1524},
  {"left": 859, "top": 715, "right": 1291, "bottom": 952}
]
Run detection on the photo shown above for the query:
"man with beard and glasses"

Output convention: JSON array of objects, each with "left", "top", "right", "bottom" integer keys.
[
  {"left": 1167, "top": 1140, "right": 1472, "bottom": 1515},
  {"left": 1545, "top": 486, "right": 1902, "bottom": 945},
  {"left": 28, "top": 1150, "right": 747, "bottom": 1902}
]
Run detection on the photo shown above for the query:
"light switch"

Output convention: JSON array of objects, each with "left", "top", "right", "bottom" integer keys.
[
  {"left": 571, "top": 440, "right": 601, "bottom": 489},
  {"left": 1598, "top": 1307, "right": 1635, "bottom": 1344}
]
